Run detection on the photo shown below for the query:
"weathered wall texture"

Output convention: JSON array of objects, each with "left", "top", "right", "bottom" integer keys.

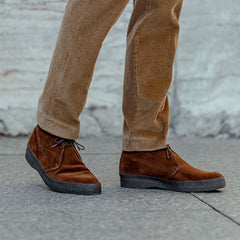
[{"left": 0, "top": 0, "right": 240, "bottom": 138}]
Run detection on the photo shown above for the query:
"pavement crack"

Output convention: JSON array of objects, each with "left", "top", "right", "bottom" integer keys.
[{"left": 191, "top": 193, "right": 240, "bottom": 227}]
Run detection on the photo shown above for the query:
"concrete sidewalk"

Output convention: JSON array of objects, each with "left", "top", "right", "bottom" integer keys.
[{"left": 0, "top": 136, "right": 240, "bottom": 240}]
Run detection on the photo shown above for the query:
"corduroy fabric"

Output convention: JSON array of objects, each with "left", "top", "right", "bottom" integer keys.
[{"left": 37, "top": 0, "right": 183, "bottom": 151}]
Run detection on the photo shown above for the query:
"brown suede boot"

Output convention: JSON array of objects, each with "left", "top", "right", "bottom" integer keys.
[
  {"left": 25, "top": 125, "right": 101, "bottom": 195},
  {"left": 120, "top": 145, "right": 226, "bottom": 192}
]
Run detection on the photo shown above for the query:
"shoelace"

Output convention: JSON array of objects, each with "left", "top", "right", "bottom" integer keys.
[
  {"left": 166, "top": 144, "right": 173, "bottom": 159},
  {"left": 51, "top": 138, "right": 85, "bottom": 151}
]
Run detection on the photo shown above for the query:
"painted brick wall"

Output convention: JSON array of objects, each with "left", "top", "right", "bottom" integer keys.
[{"left": 0, "top": 0, "right": 239, "bottom": 138}]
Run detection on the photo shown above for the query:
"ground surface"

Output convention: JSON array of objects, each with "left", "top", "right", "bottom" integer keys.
[{"left": 0, "top": 136, "right": 240, "bottom": 240}]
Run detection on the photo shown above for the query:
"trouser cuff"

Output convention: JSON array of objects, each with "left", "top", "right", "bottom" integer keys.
[
  {"left": 122, "top": 135, "right": 167, "bottom": 152},
  {"left": 37, "top": 112, "right": 80, "bottom": 140}
]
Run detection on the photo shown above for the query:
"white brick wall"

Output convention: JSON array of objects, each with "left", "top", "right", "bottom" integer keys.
[{"left": 0, "top": 0, "right": 240, "bottom": 138}]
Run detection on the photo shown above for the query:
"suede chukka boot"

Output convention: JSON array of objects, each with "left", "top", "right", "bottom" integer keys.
[
  {"left": 25, "top": 125, "right": 101, "bottom": 195},
  {"left": 120, "top": 145, "right": 226, "bottom": 192}
]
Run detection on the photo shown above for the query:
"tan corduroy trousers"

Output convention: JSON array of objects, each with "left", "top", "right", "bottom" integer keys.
[{"left": 37, "top": 0, "right": 183, "bottom": 151}]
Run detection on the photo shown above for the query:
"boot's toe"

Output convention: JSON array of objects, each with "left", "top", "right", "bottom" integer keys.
[
  {"left": 207, "top": 171, "right": 224, "bottom": 180},
  {"left": 48, "top": 171, "right": 100, "bottom": 184}
]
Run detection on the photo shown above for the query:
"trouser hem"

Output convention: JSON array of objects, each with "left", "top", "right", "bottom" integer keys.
[
  {"left": 37, "top": 111, "right": 80, "bottom": 140},
  {"left": 122, "top": 136, "right": 167, "bottom": 152}
]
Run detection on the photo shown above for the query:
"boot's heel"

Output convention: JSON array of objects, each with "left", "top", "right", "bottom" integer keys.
[
  {"left": 120, "top": 173, "right": 158, "bottom": 189},
  {"left": 25, "top": 146, "right": 39, "bottom": 171}
]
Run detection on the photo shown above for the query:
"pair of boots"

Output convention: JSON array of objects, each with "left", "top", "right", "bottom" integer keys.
[{"left": 25, "top": 125, "right": 225, "bottom": 195}]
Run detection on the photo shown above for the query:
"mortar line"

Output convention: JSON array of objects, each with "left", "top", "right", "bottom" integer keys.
[{"left": 191, "top": 193, "right": 240, "bottom": 226}]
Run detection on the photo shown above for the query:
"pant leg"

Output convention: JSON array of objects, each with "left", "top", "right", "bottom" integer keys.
[
  {"left": 37, "top": 0, "right": 129, "bottom": 139},
  {"left": 122, "top": 0, "right": 183, "bottom": 151}
]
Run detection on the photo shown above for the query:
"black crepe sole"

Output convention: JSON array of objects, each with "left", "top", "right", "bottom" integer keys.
[
  {"left": 120, "top": 173, "right": 226, "bottom": 192},
  {"left": 25, "top": 146, "right": 101, "bottom": 195}
]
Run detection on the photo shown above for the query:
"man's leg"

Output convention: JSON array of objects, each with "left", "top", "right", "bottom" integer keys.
[
  {"left": 26, "top": 0, "right": 129, "bottom": 195},
  {"left": 120, "top": 0, "right": 226, "bottom": 192},
  {"left": 122, "top": 0, "right": 183, "bottom": 151},
  {"left": 37, "top": 0, "right": 129, "bottom": 140}
]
